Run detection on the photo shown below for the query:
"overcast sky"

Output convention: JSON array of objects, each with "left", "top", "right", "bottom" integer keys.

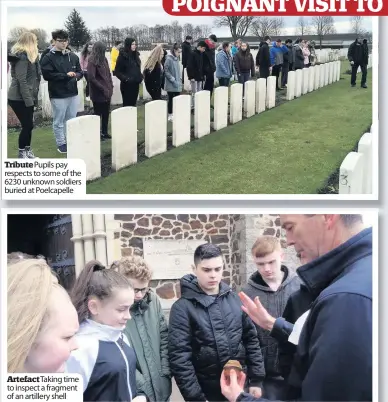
[{"left": 6, "top": 6, "right": 374, "bottom": 38}]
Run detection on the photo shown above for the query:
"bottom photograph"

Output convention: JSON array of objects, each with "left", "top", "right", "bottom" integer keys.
[{"left": 5, "top": 212, "right": 375, "bottom": 402}]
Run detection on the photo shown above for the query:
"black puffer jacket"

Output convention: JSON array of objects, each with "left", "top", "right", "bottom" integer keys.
[
  {"left": 115, "top": 48, "right": 143, "bottom": 84},
  {"left": 169, "top": 274, "right": 265, "bottom": 402},
  {"left": 186, "top": 49, "right": 204, "bottom": 81},
  {"left": 348, "top": 40, "right": 369, "bottom": 65}
]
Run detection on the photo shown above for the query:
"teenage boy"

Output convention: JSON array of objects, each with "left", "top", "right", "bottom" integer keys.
[
  {"left": 242, "top": 236, "right": 301, "bottom": 400},
  {"left": 169, "top": 243, "right": 265, "bottom": 402},
  {"left": 40, "top": 29, "right": 82, "bottom": 154}
]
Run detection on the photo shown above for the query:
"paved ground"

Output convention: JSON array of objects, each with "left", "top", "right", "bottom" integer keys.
[{"left": 171, "top": 378, "right": 184, "bottom": 402}]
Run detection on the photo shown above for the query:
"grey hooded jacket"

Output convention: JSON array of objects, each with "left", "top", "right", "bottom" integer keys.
[
  {"left": 241, "top": 266, "right": 301, "bottom": 378},
  {"left": 164, "top": 52, "right": 182, "bottom": 93}
]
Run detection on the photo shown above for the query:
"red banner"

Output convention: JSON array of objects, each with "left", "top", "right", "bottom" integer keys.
[{"left": 163, "top": 0, "right": 385, "bottom": 15}]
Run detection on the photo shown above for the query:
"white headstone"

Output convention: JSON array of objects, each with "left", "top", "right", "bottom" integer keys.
[
  {"left": 302, "top": 68, "right": 309, "bottom": 95},
  {"left": 328, "top": 62, "right": 333, "bottom": 84},
  {"left": 286, "top": 71, "right": 295, "bottom": 100},
  {"left": 337, "top": 60, "right": 341, "bottom": 81},
  {"left": 213, "top": 86, "right": 229, "bottom": 131},
  {"left": 67, "top": 115, "right": 101, "bottom": 180},
  {"left": 308, "top": 66, "right": 315, "bottom": 92},
  {"left": 358, "top": 132, "right": 372, "bottom": 194},
  {"left": 77, "top": 79, "right": 84, "bottom": 112},
  {"left": 266, "top": 76, "right": 276, "bottom": 109},
  {"left": 111, "top": 107, "right": 137, "bottom": 171},
  {"left": 314, "top": 65, "right": 321, "bottom": 90},
  {"left": 145, "top": 100, "right": 167, "bottom": 157},
  {"left": 142, "top": 81, "right": 152, "bottom": 100},
  {"left": 256, "top": 78, "right": 266, "bottom": 113},
  {"left": 41, "top": 82, "right": 52, "bottom": 119},
  {"left": 194, "top": 90, "right": 211, "bottom": 138},
  {"left": 339, "top": 152, "right": 364, "bottom": 194},
  {"left": 173, "top": 94, "right": 191, "bottom": 147},
  {"left": 295, "top": 69, "right": 302, "bottom": 97},
  {"left": 244, "top": 81, "right": 256, "bottom": 118},
  {"left": 230, "top": 83, "right": 243, "bottom": 124},
  {"left": 320, "top": 64, "right": 326, "bottom": 87},
  {"left": 324, "top": 63, "right": 329, "bottom": 86},
  {"left": 111, "top": 75, "right": 123, "bottom": 106}
]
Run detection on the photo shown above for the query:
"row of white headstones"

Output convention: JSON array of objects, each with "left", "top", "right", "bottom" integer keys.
[{"left": 66, "top": 60, "right": 347, "bottom": 181}]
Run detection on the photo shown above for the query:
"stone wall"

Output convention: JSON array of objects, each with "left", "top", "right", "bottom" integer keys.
[{"left": 112, "top": 214, "right": 299, "bottom": 304}]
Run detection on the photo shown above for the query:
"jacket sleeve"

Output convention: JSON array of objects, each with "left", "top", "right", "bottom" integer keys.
[
  {"left": 256, "top": 49, "right": 260, "bottom": 66},
  {"left": 87, "top": 62, "right": 106, "bottom": 96},
  {"left": 156, "top": 295, "right": 170, "bottom": 377},
  {"left": 186, "top": 52, "right": 195, "bottom": 80},
  {"left": 164, "top": 58, "right": 176, "bottom": 83},
  {"left": 74, "top": 55, "right": 83, "bottom": 81},
  {"left": 234, "top": 54, "right": 241, "bottom": 74},
  {"left": 168, "top": 301, "right": 207, "bottom": 402},
  {"left": 347, "top": 43, "right": 354, "bottom": 62},
  {"left": 14, "top": 58, "right": 33, "bottom": 107},
  {"left": 216, "top": 53, "right": 227, "bottom": 77},
  {"left": 40, "top": 54, "right": 69, "bottom": 82},
  {"left": 241, "top": 311, "right": 265, "bottom": 388},
  {"left": 269, "top": 47, "right": 275, "bottom": 66},
  {"left": 301, "top": 293, "right": 372, "bottom": 401},
  {"left": 250, "top": 55, "right": 255, "bottom": 77},
  {"left": 114, "top": 54, "right": 128, "bottom": 83}
]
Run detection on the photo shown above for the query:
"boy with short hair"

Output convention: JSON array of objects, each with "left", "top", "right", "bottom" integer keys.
[{"left": 169, "top": 243, "right": 265, "bottom": 402}]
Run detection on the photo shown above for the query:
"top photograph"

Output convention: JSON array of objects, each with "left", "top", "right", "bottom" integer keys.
[{"left": 3, "top": 2, "right": 377, "bottom": 198}]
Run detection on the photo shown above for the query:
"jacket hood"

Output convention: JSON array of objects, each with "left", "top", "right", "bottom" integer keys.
[
  {"left": 166, "top": 52, "right": 178, "bottom": 61},
  {"left": 8, "top": 52, "right": 27, "bottom": 62},
  {"left": 180, "top": 273, "right": 231, "bottom": 307},
  {"left": 77, "top": 319, "right": 124, "bottom": 342},
  {"left": 205, "top": 39, "right": 216, "bottom": 49},
  {"left": 297, "top": 227, "right": 372, "bottom": 298},
  {"left": 50, "top": 47, "right": 71, "bottom": 55},
  {"left": 130, "top": 290, "right": 152, "bottom": 315},
  {"left": 239, "top": 47, "right": 251, "bottom": 54},
  {"left": 119, "top": 48, "right": 140, "bottom": 59},
  {"left": 259, "top": 41, "right": 268, "bottom": 47},
  {"left": 247, "top": 265, "right": 297, "bottom": 292}
]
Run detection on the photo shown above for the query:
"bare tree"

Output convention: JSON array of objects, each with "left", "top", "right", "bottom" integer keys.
[
  {"left": 30, "top": 28, "right": 49, "bottom": 50},
  {"left": 311, "top": 16, "right": 336, "bottom": 49},
  {"left": 295, "top": 17, "right": 311, "bottom": 37},
  {"left": 198, "top": 24, "right": 212, "bottom": 39},
  {"left": 8, "top": 27, "right": 28, "bottom": 43},
  {"left": 183, "top": 23, "right": 195, "bottom": 39},
  {"left": 213, "top": 17, "right": 254, "bottom": 40},
  {"left": 350, "top": 16, "right": 366, "bottom": 36},
  {"left": 249, "top": 17, "right": 285, "bottom": 39}
]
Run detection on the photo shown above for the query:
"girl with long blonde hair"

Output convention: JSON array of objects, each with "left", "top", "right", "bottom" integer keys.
[
  {"left": 8, "top": 32, "right": 41, "bottom": 159},
  {"left": 143, "top": 44, "right": 165, "bottom": 100},
  {"left": 8, "top": 258, "right": 78, "bottom": 373}
]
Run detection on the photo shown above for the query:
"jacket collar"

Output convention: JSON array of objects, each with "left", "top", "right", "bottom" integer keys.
[
  {"left": 248, "top": 265, "right": 292, "bottom": 291},
  {"left": 297, "top": 227, "right": 372, "bottom": 298},
  {"left": 130, "top": 290, "right": 152, "bottom": 315}
]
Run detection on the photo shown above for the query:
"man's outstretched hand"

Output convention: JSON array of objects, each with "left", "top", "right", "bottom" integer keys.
[{"left": 239, "top": 292, "right": 276, "bottom": 332}]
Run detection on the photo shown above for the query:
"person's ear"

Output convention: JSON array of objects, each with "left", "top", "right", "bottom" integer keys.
[{"left": 88, "top": 297, "right": 100, "bottom": 316}]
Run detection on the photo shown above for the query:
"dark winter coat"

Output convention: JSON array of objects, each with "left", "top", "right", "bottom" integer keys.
[
  {"left": 234, "top": 49, "right": 255, "bottom": 77},
  {"left": 40, "top": 48, "right": 83, "bottom": 99},
  {"left": 256, "top": 42, "right": 270, "bottom": 69},
  {"left": 169, "top": 274, "right": 265, "bottom": 402},
  {"left": 348, "top": 40, "right": 369, "bottom": 66},
  {"left": 203, "top": 39, "right": 216, "bottom": 75},
  {"left": 186, "top": 49, "right": 204, "bottom": 81},
  {"left": 39, "top": 45, "right": 53, "bottom": 65},
  {"left": 182, "top": 40, "right": 192, "bottom": 68},
  {"left": 8, "top": 52, "right": 41, "bottom": 107},
  {"left": 87, "top": 57, "right": 113, "bottom": 103},
  {"left": 292, "top": 44, "right": 304, "bottom": 70},
  {"left": 144, "top": 62, "right": 162, "bottom": 93},
  {"left": 124, "top": 291, "right": 172, "bottom": 402},
  {"left": 115, "top": 49, "right": 143, "bottom": 85},
  {"left": 286, "top": 44, "right": 294, "bottom": 65},
  {"left": 238, "top": 227, "right": 372, "bottom": 402},
  {"left": 241, "top": 266, "right": 301, "bottom": 379}
]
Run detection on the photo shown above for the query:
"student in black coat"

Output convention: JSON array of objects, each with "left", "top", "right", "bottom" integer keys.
[
  {"left": 143, "top": 45, "right": 164, "bottom": 100},
  {"left": 115, "top": 37, "right": 143, "bottom": 107},
  {"left": 186, "top": 41, "right": 207, "bottom": 106},
  {"left": 348, "top": 37, "right": 369, "bottom": 88},
  {"left": 181, "top": 35, "right": 193, "bottom": 84},
  {"left": 256, "top": 36, "right": 271, "bottom": 79}
]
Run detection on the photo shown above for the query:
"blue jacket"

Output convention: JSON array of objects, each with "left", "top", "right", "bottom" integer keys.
[
  {"left": 231, "top": 45, "right": 239, "bottom": 57},
  {"left": 237, "top": 227, "right": 372, "bottom": 402},
  {"left": 164, "top": 52, "right": 182, "bottom": 93},
  {"left": 269, "top": 42, "right": 288, "bottom": 66},
  {"left": 216, "top": 50, "right": 233, "bottom": 78}
]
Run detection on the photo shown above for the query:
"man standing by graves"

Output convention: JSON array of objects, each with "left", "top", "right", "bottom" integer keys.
[
  {"left": 181, "top": 35, "right": 193, "bottom": 85},
  {"left": 270, "top": 39, "right": 288, "bottom": 91},
  {"left": 281, "top": 39, "right": 293, "bottom": 88},
  {"left": 169, "top": 243, "right": 265, "bottom": 402},
  {"left": 221, "top": 214, "right": 372, "bottom": 402},
  {"left": 187, "top": 41, "right": 206, "bottom": 108},
  {"left": 292, "top": 39, "right": 304, "bottom": 71},
  {"left": 40, "top": 29, "right": 82, "bottom": 154},
  {"left": 241, "top": 236, "right": 301, "bottom": 400},
  {"left": 256, "top": 36, "right": 271, "bottom": 79},
  {"left": 203, "top": 34, "right": 218, "bottom": 96},
  {"left": 348, "top": 37, "right": 368, "bottom": 88}
]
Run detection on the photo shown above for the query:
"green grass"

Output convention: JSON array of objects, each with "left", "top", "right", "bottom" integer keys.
[{"left": 8, "top": 65, "right": 372, "bottom": 194}]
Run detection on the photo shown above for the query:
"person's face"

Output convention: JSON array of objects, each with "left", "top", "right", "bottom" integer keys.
[
  {"left": 226, "top": 44, "right": 231, "bottom": 52},
  {"left": 24, "top": 287, "right": 79, "bottom": 373},
  {"left": 241, "top": 44, "right": 247, "bottom": 51},
  {"left": 280, "top": 214, "right": 339, "bottom": 264},
  {"left": 131, "top": 41, "right": 137, "bottom": 51},
  {"left": 194, "top": 256, "right": 223, "bottom": 294},
  {"left": 54, "top": 38, "right": 68, "bottom": 51},
  {"left": 88, "top": 44, "right": 93, "bottom": 52},
  {"left": 266, "top": 39, "right": 271, "bottom": 45},
  {"left": 88, "top": 287, "right": 134, "bottom": 329},
  {"left": 253, "top": 250, "right": 283, "bottom": 280},
  {"left": 276, "top": 41, "right": 282, "bottom": 47},
  {"left": 128, "top": 278, "right": 150, "bottom": 302},
  {"left": 198, "top": 46, "right": 205, "bottom": 53},
  {"left": 175, "top": 48, "right": 182, "bottom": 57}
]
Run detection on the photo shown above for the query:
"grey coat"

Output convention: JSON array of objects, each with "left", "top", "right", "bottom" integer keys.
[
  {"left": 241, "top": 266, "right": 301, "bottom": 379},
  {"left": 164, "top": 53, "right": 182, "bottom": 93},
  {"left": 8, "top": 52, "right": 41, "bottom": 107}
]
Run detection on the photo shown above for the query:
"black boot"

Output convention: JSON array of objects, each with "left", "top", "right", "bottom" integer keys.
[{"left": 361, "top": 84, "right": 367, "bottom": 88}]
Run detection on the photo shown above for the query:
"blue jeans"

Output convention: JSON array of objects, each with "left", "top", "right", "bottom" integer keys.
[
  {"left": 238, "top": 72, "right": 250, "bottom": 95},
  {"left": 50, "top": 96, "right": 79, "bottom": 146}
]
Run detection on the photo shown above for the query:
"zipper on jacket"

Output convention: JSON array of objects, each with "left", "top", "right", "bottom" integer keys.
[{"left": 115, "top": 335, "right": 133, "bottom": 401}]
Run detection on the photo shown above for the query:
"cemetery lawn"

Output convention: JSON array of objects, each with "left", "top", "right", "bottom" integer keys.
[{"left": 87, "top": 70, "right": 372, "bottom": 194}]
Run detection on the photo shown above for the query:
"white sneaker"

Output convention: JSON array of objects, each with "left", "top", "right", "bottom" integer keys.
[
  {"left": 168, "top": 114, "right": 173, "bottom": 122},
  {"left": 86, "top": 96, "right": 90, "bottom": 102}
]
